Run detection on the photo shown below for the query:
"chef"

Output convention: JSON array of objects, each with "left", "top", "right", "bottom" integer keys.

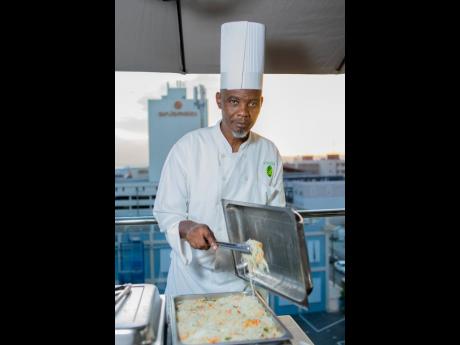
[{"left": 153, "top": 21, "right": 286, "bottom": 296}]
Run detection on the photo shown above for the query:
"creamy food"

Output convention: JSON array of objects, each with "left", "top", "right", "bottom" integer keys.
[{"left": 176, "top": 294, "right": 282, "bottom": 344}]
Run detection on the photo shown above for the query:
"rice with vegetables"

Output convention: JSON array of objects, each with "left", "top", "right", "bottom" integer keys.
[{"left": 175, "top": 294, "right": 282, "bottom": 344}]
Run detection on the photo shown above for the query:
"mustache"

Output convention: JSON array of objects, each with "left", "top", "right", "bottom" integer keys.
[{"left": 235, "top": 120, "right": 250, "bottom": 125}]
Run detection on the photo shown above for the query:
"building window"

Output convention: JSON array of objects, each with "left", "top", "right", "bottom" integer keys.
[
  {"left": 307, "top": 240, "right": 321, "bottom": 264},
  {"left": 131, "top": 205, "right": 150, "bottom": 209},
  {"left": 131, "top": 195, "right": 150, "bottom": 200}
]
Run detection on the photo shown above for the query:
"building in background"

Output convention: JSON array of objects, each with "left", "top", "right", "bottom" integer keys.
[
  {"left": 291, "top": 180, "right": 345, "bottom": 210},
  {"left": 115, "top": 167, "right": 154, "bottom": 217},
  {"left": 283, "top": 154, "right": 345, "bottom": 178},
  {"left": 116, "top": 82, "right": 208, "bottom": 290},
  {"left": 283, "top": 154, "right": 345, "bottom": 206},
  {"left": 115, "top": 82, "right": 208, "bottom": 218},
  {"left": 148, "top": 81, "right": 208, "bottom": 185}
]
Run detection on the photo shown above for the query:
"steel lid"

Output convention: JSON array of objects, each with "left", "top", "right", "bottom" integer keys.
[
  {"left": 221, "top": 200, "right": 313, "bottom": 306},
  {"left": 115, "top": 284, "right": 162, "bottom": 339}
]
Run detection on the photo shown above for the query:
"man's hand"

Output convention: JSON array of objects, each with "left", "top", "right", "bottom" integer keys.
[{"left": 179, "top": 220, "right": 218, "bottom": 250}]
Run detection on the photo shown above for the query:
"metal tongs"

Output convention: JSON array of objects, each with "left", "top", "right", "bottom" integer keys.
[
  {"left": 115, "top": 284, "right": 132, "bottom": 305},
  {"left": 216, "top": 241, "right": 251, "bottom": 254}
]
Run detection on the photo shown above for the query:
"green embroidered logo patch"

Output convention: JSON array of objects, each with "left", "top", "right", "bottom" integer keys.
[
  {"left": 266, "top": 165, "right": 273, "bottom": 177},
  {"left": 263, "top": 161, "right": 275, "bottom": 179}
]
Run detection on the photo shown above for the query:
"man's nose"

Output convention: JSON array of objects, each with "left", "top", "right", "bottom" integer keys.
[{"left": 238, "top": 104, "right": 250, "bottom": 118}]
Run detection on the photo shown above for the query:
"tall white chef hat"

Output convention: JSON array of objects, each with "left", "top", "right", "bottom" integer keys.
[{"left": 220, "top": 21, "right": 265, "bottom": 90}]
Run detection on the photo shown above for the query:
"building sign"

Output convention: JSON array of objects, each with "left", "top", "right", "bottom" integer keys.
[
  {"left": 158, "top": 111, "right": 197, "bottom": 117},
  {"left": 157, "top": 100, "right": 199, "bottom": 116}
]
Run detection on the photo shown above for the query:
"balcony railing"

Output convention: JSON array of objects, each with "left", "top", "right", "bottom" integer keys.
[{"left": 115, "top": 208, "right": 345, "bottom": 225}]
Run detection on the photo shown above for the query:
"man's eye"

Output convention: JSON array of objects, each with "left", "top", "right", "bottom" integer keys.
[
  {"left": 229, "top": 99, "right": 239, "bottom": 105},
  {"left": 249, "top": 101, "right": 258, "bottom": 107}
]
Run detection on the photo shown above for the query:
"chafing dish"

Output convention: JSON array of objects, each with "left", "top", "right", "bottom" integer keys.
[
  {"left": 169, "top": 290, "right": 292, "bottom": 345},
  {"left": 115, "top": 284, "right": 166, "bottom": 345}
]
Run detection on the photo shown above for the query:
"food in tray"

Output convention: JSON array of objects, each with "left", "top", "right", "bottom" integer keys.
[
  {"left": 175, "top": 294, "right": 282, "bottom": 344},
  {"left": 241, "top": 239, "right": 269, "bottom": 275}
]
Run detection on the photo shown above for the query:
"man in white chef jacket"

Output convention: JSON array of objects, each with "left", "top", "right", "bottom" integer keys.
[{"left": 153, "top": 21, "right": 286, "bottom": 297}]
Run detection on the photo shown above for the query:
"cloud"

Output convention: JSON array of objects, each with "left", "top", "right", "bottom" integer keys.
[
  {"left": 115, "top": 136, "right": 149, "bottom": 168},
  {"left": 136, "top": 85, "right": 165, "bottom": 112},
  {"left": 115, "top": 116, "right": 148, "bottom": 136},
  {"left": 116, "top": 128, "right": 148, "bottom": 141}
]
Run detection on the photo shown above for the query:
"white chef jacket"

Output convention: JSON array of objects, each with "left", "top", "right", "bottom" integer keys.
[{"left": 153, "top": 121, "right": 286, "bottom": 296}]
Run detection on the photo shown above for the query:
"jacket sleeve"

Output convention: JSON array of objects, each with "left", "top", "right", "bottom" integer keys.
[
  {"left": 153, "top": 142, "right": 193, "bottom": 265},
  {"left": 267, "top": 148, "right": 286, "bottom": 207}
]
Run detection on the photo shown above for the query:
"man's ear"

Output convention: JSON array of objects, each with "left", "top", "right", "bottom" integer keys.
[
  {"left": 260, "top": 95, "right": 264, "bottom": 107},
  {"left": 216, "top": 91, "right": 222, "bottom": 109}
]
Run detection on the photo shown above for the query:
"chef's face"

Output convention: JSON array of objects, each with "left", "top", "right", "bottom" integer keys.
[{"left": 216, "top": 89, "right": 263, "bottom": 139}]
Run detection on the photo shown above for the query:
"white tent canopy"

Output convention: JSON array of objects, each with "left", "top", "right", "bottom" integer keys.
[{"left": 115, "top": 0, "right": 345, "bottom": 74}]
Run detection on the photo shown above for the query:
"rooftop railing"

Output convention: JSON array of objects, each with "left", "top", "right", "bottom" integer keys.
[{"left": 115, "top": 208, "right": 345, "bottom": 225}]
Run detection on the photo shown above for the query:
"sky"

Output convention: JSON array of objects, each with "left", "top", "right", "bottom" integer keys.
[{"left": 115, "top": 72, "right": 344, "bottom": 168}]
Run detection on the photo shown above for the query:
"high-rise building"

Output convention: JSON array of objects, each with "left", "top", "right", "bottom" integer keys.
[
  {"left": 148, "top": 82, "right": 208, "bottom": 184},
  {"left": 115, "top": 82, "right": 208, "bottom": 218},
  {"left": 115, "top": 81, "right": 208, "bottom": 289}
]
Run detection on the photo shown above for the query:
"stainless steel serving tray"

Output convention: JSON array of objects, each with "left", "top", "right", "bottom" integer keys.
[
  {"left": 221, "top": 200, "right": 313, "bottom": 306},
  {"left": 115, "top": 284, "right": 164, "bottom": 345},
  {"left": 169, "top": 290, "right": 293, "bottom": 345}
]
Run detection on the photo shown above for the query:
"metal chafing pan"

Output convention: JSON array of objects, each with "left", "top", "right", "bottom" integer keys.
[
  {"left": 169, "top": 290, "right": 293, "bottom": 345},
  {"left": 115, "top": 284, "right": 165, "bottom": 345},
  {"left": 221, "top": 200, "right": 313, "bottom": 306}
]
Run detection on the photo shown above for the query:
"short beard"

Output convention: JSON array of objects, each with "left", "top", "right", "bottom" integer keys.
[{"left": 232, "top": 130, "right": 249, "bottom": 139}]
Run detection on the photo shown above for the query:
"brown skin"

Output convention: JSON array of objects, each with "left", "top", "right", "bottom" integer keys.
[
  {"left": 179, "top": 89, "right": 264, "bottom": 250},
  {"left": 216, "top": 89, "right": 263, "bottom": 152},
  {"left": 179, "top": 221, "right": 218, "bottom": 250}
]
